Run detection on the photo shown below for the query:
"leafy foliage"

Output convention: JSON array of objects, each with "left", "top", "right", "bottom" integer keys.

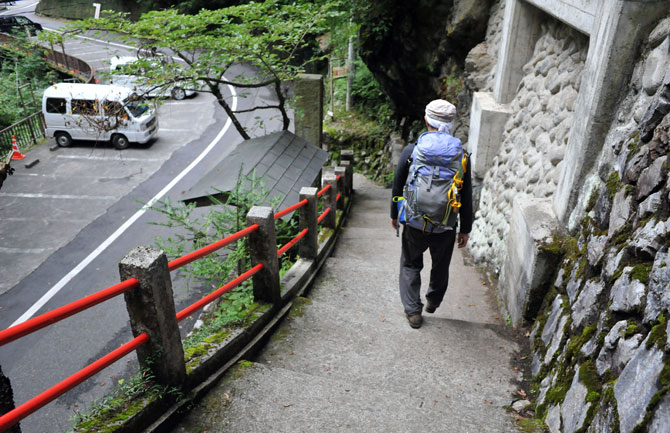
[
  {"left": 149, "top": 170, "right": 298, "bottom": 346},
  {"left": 49, "top": 0, "right": 344, "bottom": 139},
  {"left": 0, "top": 38, "right": 61, "bottom": 131}
]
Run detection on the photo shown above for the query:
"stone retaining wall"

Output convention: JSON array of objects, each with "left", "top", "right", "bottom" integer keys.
[{"left": 469, "top": 19, "right": 588, "bottom": 273}]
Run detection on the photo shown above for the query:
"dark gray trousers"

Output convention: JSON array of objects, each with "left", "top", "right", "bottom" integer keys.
[{"left": 399, "top": 225, "right": 456, "bottom": 315}]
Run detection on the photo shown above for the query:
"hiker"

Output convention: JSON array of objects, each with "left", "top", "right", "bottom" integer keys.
[{"left": 390, "top": 99, "right": 473, "bottom": 329}]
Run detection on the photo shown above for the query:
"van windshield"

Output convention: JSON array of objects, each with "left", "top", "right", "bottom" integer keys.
[{"left": 124, "top": 97, "right": 151, "bottom": 118}]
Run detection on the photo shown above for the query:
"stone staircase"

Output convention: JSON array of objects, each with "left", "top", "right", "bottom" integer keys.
[{"left": 169, "top": 174, "right": 525, "bottom": 433}]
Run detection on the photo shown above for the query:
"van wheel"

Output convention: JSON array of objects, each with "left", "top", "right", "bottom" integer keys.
[
  {"left": 171, "top": 87, "right": 186, "bottom": 100},
  {"left": 55, "top": 132, "right": 72, "bottom": 147},
  {"left": 112, "top": 134, "right": 130, "bottom": 150}
]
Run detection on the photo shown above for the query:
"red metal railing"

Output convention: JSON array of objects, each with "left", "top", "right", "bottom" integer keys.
[
  {"left": 0, "top": 179, "right": 341, "bottom": 431},
  {"left": 0, "top": 333, "right": 149, "bottom": 430}
]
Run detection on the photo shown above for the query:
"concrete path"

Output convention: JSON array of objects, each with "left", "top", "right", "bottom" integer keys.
[{"left": 170, "top": 174, "right": 525, "bottom": 433}]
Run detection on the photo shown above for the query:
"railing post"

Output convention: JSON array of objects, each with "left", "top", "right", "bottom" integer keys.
[
  {"left": 339, "top": 159, "right": 354, "bottom": 196},
  {"left": 334, "top": 167, "right": 347, "bottom": 210},
  {"left": 299, "top": 187, "right": 319, "bottom": 260},
  {"left": 340, "top": 149, "right": 354, "bottom": 164},
  {"left": 322, "top": 173, "right": 338, "bottom": 229},
  {"left": 0, "top": 365, "right": 20, "bottom": 433},
  {"left": 118, "top": 247, "right": 186, "bottom": 387},
  {"left": 246, "top": 206, "right": 281, "bottom": 304}
]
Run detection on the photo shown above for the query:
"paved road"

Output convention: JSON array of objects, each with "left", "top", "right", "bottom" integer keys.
[{"left": 0, "top": 2, "right": 288, "bottom": 432}]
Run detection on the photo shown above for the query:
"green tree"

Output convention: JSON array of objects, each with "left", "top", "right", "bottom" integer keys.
[
  {"left": 46, "top": 0, "right": 342, "bottom": 140},
  {"left": 0, "top": 41, "right": 60, "bottom": 131}
]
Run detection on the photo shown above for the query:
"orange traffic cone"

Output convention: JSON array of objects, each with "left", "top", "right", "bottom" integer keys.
[{"left": 11, "top": 135, "right": 25, "bottom": 160}]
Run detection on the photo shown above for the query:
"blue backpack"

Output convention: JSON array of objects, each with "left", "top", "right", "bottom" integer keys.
[{"left": 395, "top": 132, "right": 467, "bottom": 232}]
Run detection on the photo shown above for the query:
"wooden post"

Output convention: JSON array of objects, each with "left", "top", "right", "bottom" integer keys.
[
  {"left": 119, "top": 247, "right": 185, "bottom": 387},
  {"left": 322, "top": 173, "right": 338, "bottom": 229},
  {"left": 299, "top": 187, "right": 319, "bottom": 260},
  {"left": 246, "top": 206, "right": 281, "bottom": 304},
  {"left": 0, "top": 365, "right": 21, "bottom": 433}
]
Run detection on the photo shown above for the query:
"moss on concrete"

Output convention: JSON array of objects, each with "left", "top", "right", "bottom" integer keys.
[{"left": 289, "top": 297, "right": 312, "bottom": 318}]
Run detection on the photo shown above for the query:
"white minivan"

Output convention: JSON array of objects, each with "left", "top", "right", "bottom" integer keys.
[{"left": 42, "top": 83, "right": 158, "bottom": 149}]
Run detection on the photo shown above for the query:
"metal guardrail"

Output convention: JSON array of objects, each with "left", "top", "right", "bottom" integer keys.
[{"left": 0, "top": 112, "right": 45, "bottom": 157}]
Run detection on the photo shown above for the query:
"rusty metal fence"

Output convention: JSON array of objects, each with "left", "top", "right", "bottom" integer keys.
[{"left": 0, "top": 112, "right": 46, "bottom": 157}]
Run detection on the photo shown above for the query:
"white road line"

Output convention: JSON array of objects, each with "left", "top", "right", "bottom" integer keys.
[
  {"left": 160, "top": 101, "right": 210, "bottom": 106},
  {"left": 159, "top": 128, "right": 190, "bottom": 132},
  {"left": 0, "top": 1, "right": 38, "bottom": 15},
  {"left": 0, "top": 216, "right": 90, "bottom": 223},
  {"left": 43, "top": 28, "right": 186, "bottom": 64},
  {"left": 11, "top": 90, "right": 238, "bottom": 327},
  {"left": 57, "top": 155, "right": 165, "bottom": 162},
  {"left": 0, "top": 192, "right": 116, "bottom": 200},
  {"left": 44, "top": 27, "right": 138, "bottom": 52},
  {"left": 0, "top": 247, "right": 49, "bottom": 254}
]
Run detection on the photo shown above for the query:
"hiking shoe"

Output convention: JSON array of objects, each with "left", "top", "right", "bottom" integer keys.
[
  {"left": 425, "top": 302, "right": 437, "bottom": 314},
  {"left": 407, "top": 314, "right": 423, "bottom": 329}
]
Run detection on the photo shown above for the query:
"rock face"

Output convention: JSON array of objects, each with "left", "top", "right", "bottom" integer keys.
[
  {"left": 357, "top": 0, "right": 496, "bottom": 121},
  {"left": 466, "top": 10, "right": 670, "bottom": 433}
]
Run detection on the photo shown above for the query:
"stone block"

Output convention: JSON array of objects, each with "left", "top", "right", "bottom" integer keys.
[
  {"left": 546, "top": 404, "right": 562, "bottom": 433},
  {"left": 649, "top": 394, "right": 670, "bottom": 433},
  {"left": 469, "top": 92, "right": 513, "bottom": 178},
  {"left": 501, "top": 197, "right": 562, "bottom": 325},
  {"left": 610, "top": 267, "right": 646, "bottom": 313},
  {"left": 294, "top": 74, "right": 324, "bottom": 148},
  {"left": 571, "top": 280, "right": 605, "bottom": 331},
  {"left": 562, "top": 369, "right": 591, "bottom": 433},
  {"left": 644, "top": 247, "right": 670, "bottom": 323},
  {"left": 587, "top": 394, "right": 616, "bottom": 433},
  {"left": 615, "top": 337, "right": 666, "bottom": 433}
]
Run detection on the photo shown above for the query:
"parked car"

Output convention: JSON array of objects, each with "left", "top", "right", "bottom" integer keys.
[
  {"left": 0, "top": 15, "right": 42, "bottom": 36},
  {"left": 106, "top": 56, "right": 195, "bottom": 100}
]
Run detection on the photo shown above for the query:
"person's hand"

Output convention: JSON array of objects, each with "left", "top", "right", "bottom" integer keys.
[
  {"left": 391, "top": 219, "right": 398, "bottom": 230},
  {"left": 457, "top": 233, "right": 469, "bottom": 248}
]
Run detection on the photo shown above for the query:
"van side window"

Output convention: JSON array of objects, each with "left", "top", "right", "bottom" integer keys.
[
  {"left": 46, "top": 98, "right": 67, "bottom": 114},
  {"left": 101, "top": 100, "right": 123, "bottom": 117},
  {"left": 71, "top": 99, "right": 99, "bottom": 116}
]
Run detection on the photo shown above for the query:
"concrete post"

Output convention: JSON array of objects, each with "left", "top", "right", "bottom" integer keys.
[
  {"left": 294, "top": 74, "right": 324, "bottom": 148},
  {"left": 299, "top": 187, "right": 319, "bottom": 260},
  {"left": 0, "top": 365, "right": 20, "bottom": 433},
  {"left": 553, "top": 0, "right": 670, "bottom": 226},
  {"left": 500, "top": 197, "right": 561, "bottom": 326},
  {"left": 246, "top": 206, "right": 281, "bottom": 304},
  {"left": 493, "top": 0, "right": 543, "bottom": 104},
  {"left": 119, "top": 247, "right": 185, "bottom": 387},
  {"left": 340, "top": 149, "right": 354, "bottom": 164},
  {"left": 339, "top": 160, "right": 354, "bottom": 195},
  {"left": 334, "top": 167, "right": 347, "bottom": 210},
  {"left": 322, "top": 173, "right": 338, "bottom": 229},
  {"left": 468, "top": 92, "right": 513, "bottom": 178}
]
